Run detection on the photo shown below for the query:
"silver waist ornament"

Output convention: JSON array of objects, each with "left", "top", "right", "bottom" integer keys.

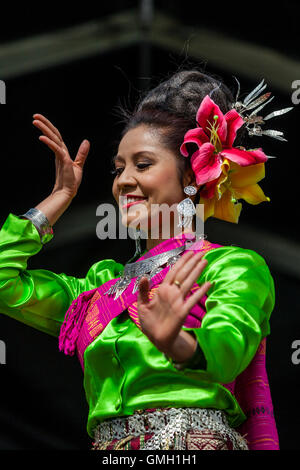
[
  {"left": 93, "top": 407, "right": 249, "bottom": 450},
  {"left": 104, "top": 244, "right": 188, "bottom": 300}
]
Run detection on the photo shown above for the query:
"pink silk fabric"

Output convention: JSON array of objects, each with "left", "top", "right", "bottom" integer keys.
[{"left": 58, "top": 234, "right": 279, "bottom": 450}]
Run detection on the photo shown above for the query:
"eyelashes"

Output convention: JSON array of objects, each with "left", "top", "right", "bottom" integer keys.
[
  {"left": 137, "top": 163, "right": 151, "bottom": 169},
  {"left": 111, "top": 163, "right": 151, "bottom": 177},
  {"left": 110, "top": 168, "right": 122, "bottom": 176}
]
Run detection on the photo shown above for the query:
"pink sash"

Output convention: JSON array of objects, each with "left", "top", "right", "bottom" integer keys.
[
  {"left": 58, "top": 233, "right": 279, "bottom": 450},
  {"left": 59, "top": 233, "right": 211, "bottom": 366}
]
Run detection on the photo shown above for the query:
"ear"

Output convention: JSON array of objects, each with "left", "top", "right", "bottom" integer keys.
[{"left": 183, "top": 166, "right": 196, "bottom": 187}]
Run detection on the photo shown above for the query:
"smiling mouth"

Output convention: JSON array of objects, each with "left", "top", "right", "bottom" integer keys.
[{"left": 120, "top": 196, "right": 147, "bottom": 209}]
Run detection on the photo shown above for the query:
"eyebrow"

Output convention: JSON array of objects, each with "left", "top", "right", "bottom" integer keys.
[{"left": 112, "top": 151, "right": 156, "bottom": 164}]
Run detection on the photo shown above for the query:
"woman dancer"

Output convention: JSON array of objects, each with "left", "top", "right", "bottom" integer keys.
[{"left": 0, "top": 70, "right": 285, "bottom": 450}]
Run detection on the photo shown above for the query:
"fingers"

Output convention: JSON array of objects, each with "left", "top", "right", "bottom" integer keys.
[
  {"left": 33, "top": 114, "right": 90, "bottom": 167},
  {"left": 33, "top": 114, "right": 63, "bottom": 141},
  {"left": 179, "top": 258, "right": 208, "bottom": 297},
  {"left": 182, "top": 281, "right": 212, "bottom": 314},
  {"left": 74, "top": 140, "right": 90, "bottom": 168},
  {"left": 166, "top": 250, "right": 206, "bottom": 287},
  {"left": 37, "top": 135, "right": 66, "bottom": 159},
  {"left": 33, "top": 119, "right": 62, "bottom": 148},
  {"left": 164, "top": 250, "right": 194, "bottom": 284},
  {"left": 137, "top": 276, "right": 150, "bottom": 304}
]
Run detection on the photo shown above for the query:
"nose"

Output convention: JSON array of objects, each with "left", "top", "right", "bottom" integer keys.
[{"left": 116, "top": 166, "right": 137, "bottom": 192}]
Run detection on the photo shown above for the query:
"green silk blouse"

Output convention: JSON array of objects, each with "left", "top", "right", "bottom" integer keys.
[{"left": 0, "top": 213, "right": 275, "bottom": 437}]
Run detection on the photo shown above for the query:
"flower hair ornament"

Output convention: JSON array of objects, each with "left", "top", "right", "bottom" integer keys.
[{"left": 179, "top": 79, "right": 293, "bottom": 224}]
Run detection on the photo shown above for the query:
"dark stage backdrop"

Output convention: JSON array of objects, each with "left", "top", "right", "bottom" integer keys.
[{"left": 0, "top": 3, "right": 300, "bottom": 450}]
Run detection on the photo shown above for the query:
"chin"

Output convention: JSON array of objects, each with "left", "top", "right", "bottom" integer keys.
[
  {"left": 121, "top": 205, "right": 148, "bottom": 225},
  {"left": 122, "top": 216, "right": 148, "bottom": 231}
]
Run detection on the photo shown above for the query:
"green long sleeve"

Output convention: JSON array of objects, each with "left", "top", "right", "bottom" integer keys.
[
  {"left": 0, "top": 213, "right": 122, "bottom": 337},
  {"left": 182, "top": 245, "right": 275, "bottom": 383}
]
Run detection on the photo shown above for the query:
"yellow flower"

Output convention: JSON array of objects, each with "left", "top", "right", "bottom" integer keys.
[{"left": 198, "top": 159, "right": 270, "bottom": 224}]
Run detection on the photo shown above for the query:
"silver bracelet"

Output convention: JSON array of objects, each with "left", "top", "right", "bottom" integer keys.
[{"left": 18, "top": 208, "right": 53, "bottom": 245}]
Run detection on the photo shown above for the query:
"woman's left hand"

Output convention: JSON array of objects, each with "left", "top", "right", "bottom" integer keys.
[{"left": 137, "top": 250, "right": 211, "bottom": 357}]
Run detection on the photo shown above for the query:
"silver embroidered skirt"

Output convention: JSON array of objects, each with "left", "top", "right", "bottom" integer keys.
[{"left": 92, "top": 407, "right": 249, "bottom": 450}]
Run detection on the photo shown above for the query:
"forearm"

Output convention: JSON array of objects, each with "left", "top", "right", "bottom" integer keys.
[
  {"left": 0, "top": 212, "right": 79, "bottom": 336},
  {"left": 34, "top": 190, "right": 74, "bottom": 226},
  {"left": 164, "top": 330, "right": 197, "bottom": 363}
]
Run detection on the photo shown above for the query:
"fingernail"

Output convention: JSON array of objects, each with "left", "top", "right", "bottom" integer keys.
[{"left": 81, "top": 141, "right": 89, "bottom": 152}]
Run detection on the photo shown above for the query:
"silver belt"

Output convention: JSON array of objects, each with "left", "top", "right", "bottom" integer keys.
[{"left": 93, "top": 407, "right": 249, "bottom": 450}]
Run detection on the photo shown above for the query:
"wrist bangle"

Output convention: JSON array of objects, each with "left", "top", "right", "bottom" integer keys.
[{"left": 18, "top": 208, "right": 53, "bottom": 245}]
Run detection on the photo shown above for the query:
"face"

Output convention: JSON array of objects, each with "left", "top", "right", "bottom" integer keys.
[{"left": 112, "top": 125, "right": 195, "bottom": 237}]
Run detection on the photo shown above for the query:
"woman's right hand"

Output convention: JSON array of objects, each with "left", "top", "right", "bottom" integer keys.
[{"left": 32, "top": 114, "right": 90, "bottom": 199}]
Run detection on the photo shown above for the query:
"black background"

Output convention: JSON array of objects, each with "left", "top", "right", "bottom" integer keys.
[{"left": 0, "top": 1, "right": 299, "bottom": 450}]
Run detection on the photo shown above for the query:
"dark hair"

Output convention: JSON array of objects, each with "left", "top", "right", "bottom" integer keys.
[{"left": 115, "top": 69, "right": 246, "bottom": 201}]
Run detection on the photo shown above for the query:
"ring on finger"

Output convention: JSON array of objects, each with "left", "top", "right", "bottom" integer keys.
[{"left": 173, "top": 279, "right": 181, "bottom": 288}]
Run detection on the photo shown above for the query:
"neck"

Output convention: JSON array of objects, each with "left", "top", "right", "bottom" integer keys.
[{"left": 145, "top": 224, "right": 196, "bottom": 252}]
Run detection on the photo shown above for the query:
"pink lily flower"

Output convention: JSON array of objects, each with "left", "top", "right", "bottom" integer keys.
[{"left": 180, "top": 95, "right": 268, "bottom": 186}]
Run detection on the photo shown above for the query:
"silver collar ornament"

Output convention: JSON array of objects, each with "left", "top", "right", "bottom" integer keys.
[
  {"left": 232, "top": 78, "right": 293, "bottom": 144},
  {"left": 104, "top": 244, "right": 187, "bottom": 299}
]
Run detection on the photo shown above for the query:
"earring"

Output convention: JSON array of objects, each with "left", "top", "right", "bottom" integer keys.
[
  {"left": 177, "top": 185, "right": 197, "bottom": 229},
  {"left": 125, "top": 228, "right": 142, "bottom": 265},
  {"left": 134, "top": 228, "right": 142, "bottom": 257}
]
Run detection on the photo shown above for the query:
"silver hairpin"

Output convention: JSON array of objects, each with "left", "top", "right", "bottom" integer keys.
[
  {"left": 209, "top": 82, "right": 222, "bottom": 99},
  {"left": 232, "top": 77, "right": 293, "bottom": 142}
]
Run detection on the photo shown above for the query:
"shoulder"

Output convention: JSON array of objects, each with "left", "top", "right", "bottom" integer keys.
[
  {"left": 199, "top": 241, "right": 274, "bottom": 296},
  {"left": 86, "top": 258, "right": 124, "bottom": 279},
  {"left": 198, "top": 241, "right": 275, "bottom": 327},
  {"left": 201, "top": 240, "right": 269, "bottom": 270}
]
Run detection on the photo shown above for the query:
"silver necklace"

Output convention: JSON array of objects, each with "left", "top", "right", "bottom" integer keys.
[{"left": 104, "top": 244, "right": 187, "bottom": 300}]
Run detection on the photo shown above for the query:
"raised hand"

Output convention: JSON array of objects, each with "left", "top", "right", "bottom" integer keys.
[
  {"left": 32, "top": 114, "right": 90, "bottom": 199},
  {"left": 137, "top": 250, "right": 212, "bottom": 359}
]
